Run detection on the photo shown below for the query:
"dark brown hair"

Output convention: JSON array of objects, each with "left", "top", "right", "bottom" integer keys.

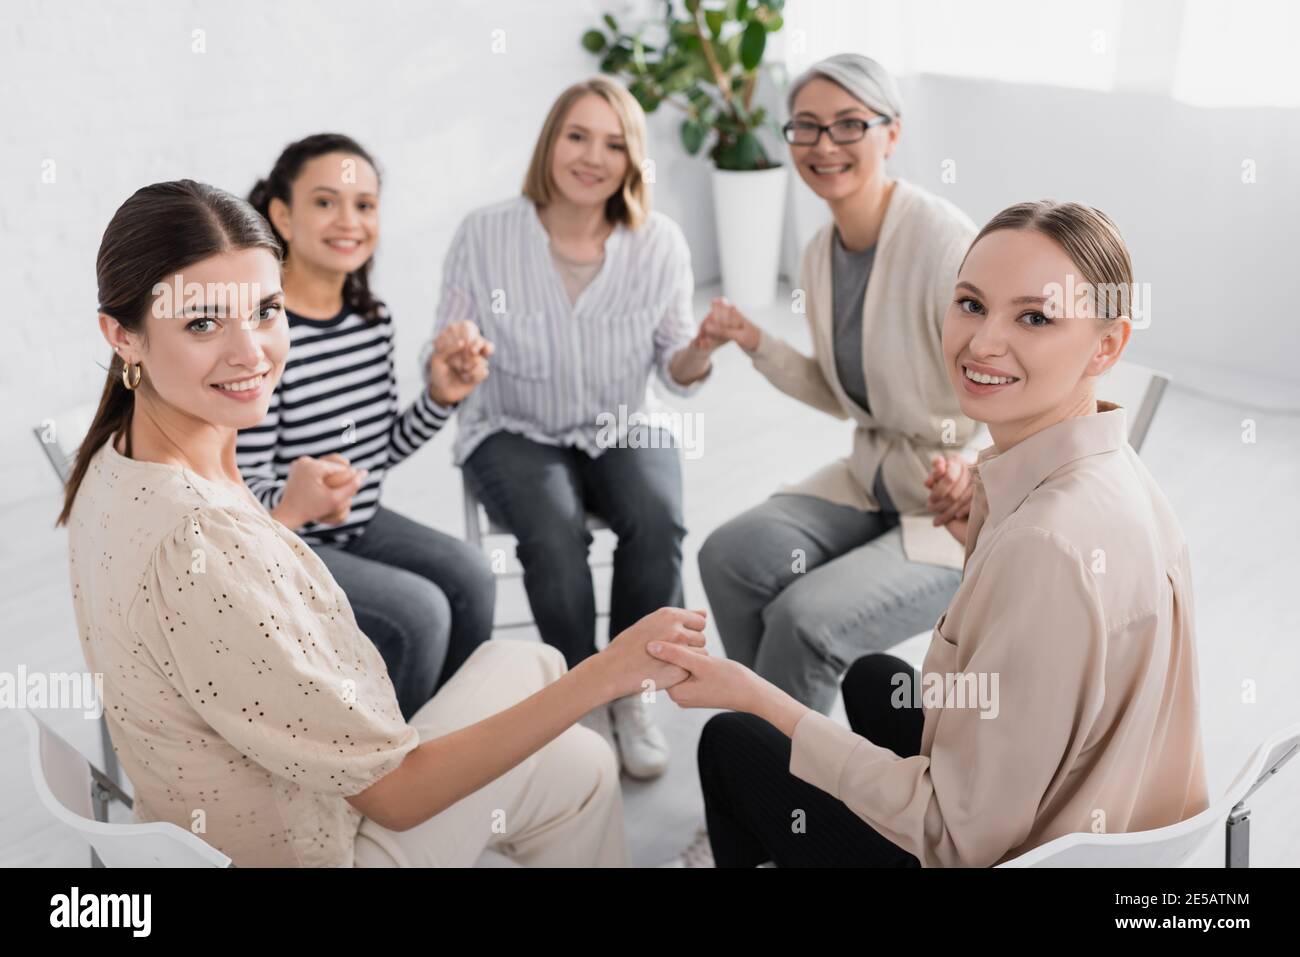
[
  {"left": 248, "top": 133, "right": 385, "bottom": 323},
  {"left": 56, "top": 180, "right": 281, "bottom": 526}
]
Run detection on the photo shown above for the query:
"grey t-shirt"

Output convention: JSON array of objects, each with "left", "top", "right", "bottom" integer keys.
[
  {"left": 831, "top": 227, "right": 876, "bottom": 417},
  {"left": 831, "top": 228, "right": 897, "bottom": 515}
]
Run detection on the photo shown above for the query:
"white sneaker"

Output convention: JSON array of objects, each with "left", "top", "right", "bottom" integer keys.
[
  {"left": 661, "top": 825, "right": 714, "bottom": 868},
  {"left": 608, "top": 694, "right": 669, "bottom": 780}
]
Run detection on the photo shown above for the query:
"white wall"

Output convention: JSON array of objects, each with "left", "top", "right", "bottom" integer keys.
[
  {"left": 0, "top": 0, "right": 724, "bottom": 508},
  {"left": 786, "top": 72, "right": 1300, "bottom": 406},
  {"left": 3, "top": 0, "right": 1297, "bottom": 511}
]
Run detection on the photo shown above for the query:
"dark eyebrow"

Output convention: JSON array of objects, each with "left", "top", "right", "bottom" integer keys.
[
  {"left": 179, "top": 290, "right": 284, "bottom": 317},
  {"left": 792, "top": 108, "right": 870, "bottom": 121},
  {"left": 956, "top": 281, "right": 1049, "bottom": 307}
]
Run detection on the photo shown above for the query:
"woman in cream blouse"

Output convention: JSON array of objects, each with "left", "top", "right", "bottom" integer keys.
[
  {"left": 424, "top": 77, "right": 723, "bottom": 779},
  {"left": 651, "top": 200, "right": 1209, "bottom": 867},
  {"left": 58, "top": 179, "right": 707, "bottom": 868},
  {"left": 695, "top": 54, "right": 982, "bottom": 715}
]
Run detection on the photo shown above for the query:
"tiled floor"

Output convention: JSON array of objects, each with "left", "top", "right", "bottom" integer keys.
[{"left": 3, "top": 285, "right": 1298, "bottom": 867}]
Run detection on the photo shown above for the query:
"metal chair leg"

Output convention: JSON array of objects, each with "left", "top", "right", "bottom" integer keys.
[
  {"left": 1225, "top": 805, "right": 1250, "bottom": 867},
  {"left": 99, "top": 715, "right": 121, "bottom": 788}
]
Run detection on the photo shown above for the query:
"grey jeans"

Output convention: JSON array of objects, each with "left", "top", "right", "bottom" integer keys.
[{"left": 698, "top": 492, "right": 961, "bottom": 714}]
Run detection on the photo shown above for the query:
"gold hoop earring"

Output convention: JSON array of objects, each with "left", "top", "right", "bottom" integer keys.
[{"left": 121, "top": 362, "right": 142, "bottom": 390}]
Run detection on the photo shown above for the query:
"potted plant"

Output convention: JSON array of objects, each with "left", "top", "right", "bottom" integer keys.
[{"left": 582, "top": 0, "right": 788, "bottom": 307}]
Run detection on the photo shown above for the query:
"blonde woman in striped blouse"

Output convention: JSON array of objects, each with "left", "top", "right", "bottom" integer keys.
[{"left": 424, "top": 77, "right": 723, "bottom": 779}]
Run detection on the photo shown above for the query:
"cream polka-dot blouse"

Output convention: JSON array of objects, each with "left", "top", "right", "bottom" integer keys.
[{"left": 66, "top": 439, "right": 419, "bottom": 866}]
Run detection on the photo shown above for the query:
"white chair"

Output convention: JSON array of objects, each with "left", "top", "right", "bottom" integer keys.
[
  {"left": 33, "top": 409, "right": 520, "bottom": 868},
  {"left": 1096, "top": 357, "right": 1170, "bottom": 456},
  {"left": 462, "top": 473, "right": 614, "bottom": 633},
  {"left": 20, "top": 708, "right": 232, "bottom": 868},
  {"left": 999, "top": 722, "right": 1300, "bottom": 867},
  {"left": 32, "top": 403, "right": 123, "bottom": 793}
]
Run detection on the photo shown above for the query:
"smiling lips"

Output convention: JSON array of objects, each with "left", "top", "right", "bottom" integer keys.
[
  {"left": 960, "top": 362, "right": 1021, "bottom": 394},
  {"left": 211, "top": 371, "right": 268, "bottom": 399}
]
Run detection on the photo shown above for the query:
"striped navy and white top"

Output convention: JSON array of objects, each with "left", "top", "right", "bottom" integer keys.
[
  {"left": 420, "top": 195, "right": 707, "bottom": 465},
  {"left": 236, "top": 305, "right": 453, "bottom": 546}
]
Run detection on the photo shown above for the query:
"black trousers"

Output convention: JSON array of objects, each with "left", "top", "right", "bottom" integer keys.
[{"left": 698, "top": 653, "right": 924, "bottom": 867}]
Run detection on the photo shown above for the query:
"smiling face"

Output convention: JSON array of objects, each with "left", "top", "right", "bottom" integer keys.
[
  {"left": 942, "top": 228, "right": 1132, "bottom": 447},
  {"left": 269, "top": 151, "right": 379, "bottom": 278},
  {"left": 105, "top": 246, "right": 289, "bottom": 432},
  {"left": 548, "top": 93, "right": 630, "bottom": 209},
  {"left": 788, "top": 77, "right": 898, "bottom": 203}
]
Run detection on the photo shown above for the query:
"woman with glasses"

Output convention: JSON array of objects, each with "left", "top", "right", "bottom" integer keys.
[{"left": 692, "top": 54, "right": 982, "bottom": 717}]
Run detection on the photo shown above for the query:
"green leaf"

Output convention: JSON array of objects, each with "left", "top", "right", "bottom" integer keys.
[
  {"left": 681, "top": 118, "right": 707, "bottom": 154},
  {"left": 713, "top": 130, "right": 767, "bottom": 170},
  {"left": 581, "top": 29, "right": 607, "bottom": 54},
  {"left": 704, "top": 10, "right": 724, "bottom": 37},
  {"left": 603, "top": 14, "right": 618, "bottom": 32}
]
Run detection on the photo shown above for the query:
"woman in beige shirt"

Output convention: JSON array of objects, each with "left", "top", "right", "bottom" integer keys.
[
  {"left": 58, "top": 179, "right": 706, "bottom": 867},
  {"left": 652, "top": 200, "right": 1209, "bottom": 867},
  {"left": 692, "top": 54, "right": 981, "bottom": 717}
]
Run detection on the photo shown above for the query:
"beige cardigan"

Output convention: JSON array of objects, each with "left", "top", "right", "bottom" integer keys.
[{"left": 747, "top": 178, "right": 980, "bottom": 568}]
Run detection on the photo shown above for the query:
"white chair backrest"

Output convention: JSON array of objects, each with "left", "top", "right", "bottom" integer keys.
[
  {"left": 1097, "top": 359, "right": 1170, "bottom": 455},
  {"left": 999, "top": 722, "right": 1300, "bottom": 867},
  {"left": 20, "top": 710, "right": 231, "bottom": 868},
  {"left": 33, "top": 402, "right": 98, "bottom": 484}
]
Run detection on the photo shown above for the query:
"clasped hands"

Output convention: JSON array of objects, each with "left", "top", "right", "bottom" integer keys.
[
  {"left": 427, "top": 319, "right": 493, "bottom": 407},
  {"left": 270, "top": 322, "right": 493, "bottom": 531}
]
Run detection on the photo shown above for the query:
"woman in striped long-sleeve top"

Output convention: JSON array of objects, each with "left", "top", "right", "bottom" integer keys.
[{"left": 237, "top": 133, "right": 496, "bottom": 720}]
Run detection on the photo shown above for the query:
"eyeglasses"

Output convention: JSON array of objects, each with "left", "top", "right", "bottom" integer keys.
[{"left": 782, "top": 116, "right": 891, "bottom": 146}]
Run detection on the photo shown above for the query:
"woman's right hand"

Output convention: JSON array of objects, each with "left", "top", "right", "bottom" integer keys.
[
  {"left": 272, "top": 454, "right": 368, "bottom": 529},
  {"left": 694, "top": 297, "right": 761, "bottom": 353},
  {"left": 584, "top": 607, "right": 709, "bottom": 702}
]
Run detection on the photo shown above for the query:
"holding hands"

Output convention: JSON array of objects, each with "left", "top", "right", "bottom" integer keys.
[
  {"left": 692, "top": 296, "right": 761, "bottom": 354},
  {"left": 588, "top": 607, "right": 711, "bottom": 702},
  {"left": 924, "top": 453, "right": 975, "bottom": 545},
  {"left": 428, "top": 320, "right": 493, "bottom": 407},
  {"left": 272, "top": 452, "right": 369, "bottom": 530},
  {"left": 643, "top": 636, "right": 812, "bottom": 738}
]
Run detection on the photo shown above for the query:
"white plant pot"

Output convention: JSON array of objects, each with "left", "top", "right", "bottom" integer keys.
[{"left": 710, "top": 165, "right": 788, "bottom": 310}]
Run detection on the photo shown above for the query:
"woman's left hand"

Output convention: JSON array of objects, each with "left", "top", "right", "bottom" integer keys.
[
  {"left": 924, "top": 453, "right": 974, "bottom": 527},
  {"left": 429, "top": 321, "right": 493, "bottom": 406},
  {"left": 646, "top": 640, "right": 812, "bottom": 735}
]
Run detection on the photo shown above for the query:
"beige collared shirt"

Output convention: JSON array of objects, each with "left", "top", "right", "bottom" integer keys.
[{"left": 789, "top": 401, "right": 1209, "bottom": 866}]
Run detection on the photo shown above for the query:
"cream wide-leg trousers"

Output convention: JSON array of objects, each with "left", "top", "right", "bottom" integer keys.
[{"left": 354, "top": 640, "right": 627, "bottom": 867}]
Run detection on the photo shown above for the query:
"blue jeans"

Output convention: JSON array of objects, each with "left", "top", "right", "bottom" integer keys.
[
  {"left": 699, "top": 492, "right": 961, "bottom": 713},
  {"left": 463, "top": 429, "right": 686, "bottom": 668},
  {"left": 311, "top": 505, "right": 495, "bottom": 720}
]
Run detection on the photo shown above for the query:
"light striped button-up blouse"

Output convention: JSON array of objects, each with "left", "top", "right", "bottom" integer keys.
[{"left": 421, "top": 196, "right": 707, "bottom": 464}]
